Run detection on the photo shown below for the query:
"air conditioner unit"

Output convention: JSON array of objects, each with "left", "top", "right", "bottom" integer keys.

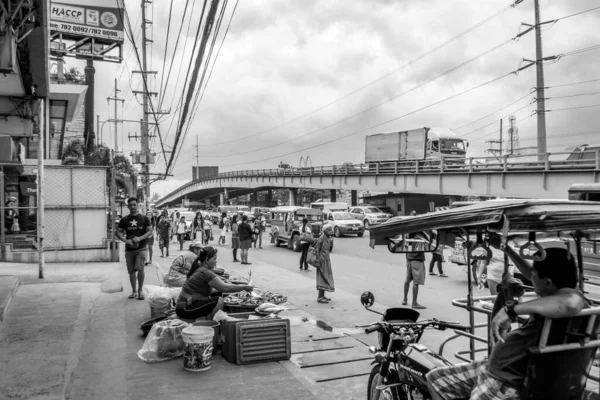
[{"left": 0, "top": 33, "right": 17, "bottom": 73}]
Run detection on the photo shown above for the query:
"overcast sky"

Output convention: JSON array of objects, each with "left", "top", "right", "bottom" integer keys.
[{"left": 63, "top": 0, "right": 600, "bottom": 196}]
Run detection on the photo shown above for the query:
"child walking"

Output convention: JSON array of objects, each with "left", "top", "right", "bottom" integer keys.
[{"left": 203, "top": 217, "right": 212, "bottom": 245}]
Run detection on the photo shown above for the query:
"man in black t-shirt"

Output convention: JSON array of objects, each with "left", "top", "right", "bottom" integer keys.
[{"left": 116, "top": 197, "right": 153, "bottom": 300}]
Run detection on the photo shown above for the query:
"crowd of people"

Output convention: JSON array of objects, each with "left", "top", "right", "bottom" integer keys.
[{"left": 115, "top": 199, "right": 594, "bottom": 398}]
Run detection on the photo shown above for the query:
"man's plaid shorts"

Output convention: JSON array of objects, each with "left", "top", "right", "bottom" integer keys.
[{"left": 426, "top": 359, "right": 519, "bottom": 400}]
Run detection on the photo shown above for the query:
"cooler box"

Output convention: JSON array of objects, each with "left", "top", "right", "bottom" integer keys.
[{"left": 220, "top": 312, "right": 291, "bottom": 365}]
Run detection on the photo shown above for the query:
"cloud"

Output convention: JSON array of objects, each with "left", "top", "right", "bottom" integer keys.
[{"left": 71, "top": 0, "right": 600, "bottom": 196}]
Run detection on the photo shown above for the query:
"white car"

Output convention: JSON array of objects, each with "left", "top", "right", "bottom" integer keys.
[
  {"left": 323, "top": 211, "right": 365, "bottom": 238},
  {"left": 348, "top": 206, "right": 393, "bottom": 229}
]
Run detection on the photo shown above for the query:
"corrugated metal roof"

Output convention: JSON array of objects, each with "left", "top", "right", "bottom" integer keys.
[{"left": 369, "top": 200, "right": 600, "bottom": 244}]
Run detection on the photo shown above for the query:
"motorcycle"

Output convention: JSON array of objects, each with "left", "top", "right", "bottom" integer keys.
[{"left": 357, "top": 291, "right": 470, "bottom": 400}]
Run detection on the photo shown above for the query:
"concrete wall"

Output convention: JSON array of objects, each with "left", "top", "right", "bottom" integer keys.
[{"left": 2, "top": 241, "right": 116, "bottom": 263}]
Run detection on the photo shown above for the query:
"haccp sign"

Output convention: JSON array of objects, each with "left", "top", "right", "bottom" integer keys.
[{"left": 50, "top": 1, "right": 124, "bottom": 43}]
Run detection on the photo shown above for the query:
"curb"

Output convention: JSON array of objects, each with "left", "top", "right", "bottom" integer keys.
[{"left": 0, "top": 276, "right": 20, "bottom": 330}]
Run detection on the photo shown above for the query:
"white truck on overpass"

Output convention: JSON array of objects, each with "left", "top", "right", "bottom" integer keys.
[{"left": 365, "top": 127, "right": 468, "bottom": 167}]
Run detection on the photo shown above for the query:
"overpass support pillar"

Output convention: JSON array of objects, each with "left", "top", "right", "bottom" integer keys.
[
  {"left": 351, "top": 190, "right": 358, "bottom": 206},
  {"left": 289, "top": 189, "right": 298, "bottom": 206},
  {"left": 330, "top": 189, "right": 337, "bottom": 203},
  {"left": 219, "top": 193, "right": 225, "bottom": 205},
  {"left": 266, "top": 190, "right": 273, "bottom": 207},
  {"left": 205, "top": 199, "right": 211, "bottom": 209}
]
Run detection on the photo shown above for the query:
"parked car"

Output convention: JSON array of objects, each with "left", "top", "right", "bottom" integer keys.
[
  {"left": 348, "top": 206, "right": 393, "bottom": 229},
  {"left": 323, "top": 211, "right": 365, "bottom": 237},
  {"left": 270, "top": 206, "right": 332, "bottom": 252},
  {"left": 375, "top": 205, "right": 395, "bottom": 216}
]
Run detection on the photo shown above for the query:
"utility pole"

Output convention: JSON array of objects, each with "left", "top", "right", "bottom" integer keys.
[
  {"left": 136, "top": 0, "right": 153, "bottom": 212},
  {"left": 193, "top": 135, "right": 200, "bottom": 179},
  {"left": 485, "top": 119, "right": 503, "bottom": 160},
  {"left": 107, "top": 79, "right": 125, "bottom": 152},
  {"left": 533, "top": 0, "right": 547, "bottom": 159},
  {"left": 519, "top": 0, "right": 550, "bottom": 160}
]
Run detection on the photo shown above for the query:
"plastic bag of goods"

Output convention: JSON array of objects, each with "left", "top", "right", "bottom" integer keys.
[
  {"left": 137, "top": 319, "right": 190, "bottom": 363},
  {"left": 143, "top": 285, "right": 182, "bottom": 308}
]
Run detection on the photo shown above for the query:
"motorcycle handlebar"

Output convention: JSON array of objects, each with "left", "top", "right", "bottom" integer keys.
[
  {"left": 356, "top": 319, "right": 471, "bottom": 334},
  {"left": 365, "top": 324, "right": 380, "bottom": 334},
  {"left": 445, "top": 323, "right": 471, "bottom": 331}
]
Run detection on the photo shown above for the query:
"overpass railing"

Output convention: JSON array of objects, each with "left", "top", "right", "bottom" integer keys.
[{"left": 159, "top": 150, "right": 600, "bottom": 203}]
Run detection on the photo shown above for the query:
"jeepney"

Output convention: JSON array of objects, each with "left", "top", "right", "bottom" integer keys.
[{"left": 270, "top": 206, "right": 332, "bottom": 252}]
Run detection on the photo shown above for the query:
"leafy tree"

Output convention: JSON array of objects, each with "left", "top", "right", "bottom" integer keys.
[
  {"left": 61, "top": 140, "right": 138, "bottom": 198},
  {"left": 63, "top": 67, "right": 86, "bottom": 84},
  {"left": 62, "top": 139, "right": 85, "bottom": 165}
]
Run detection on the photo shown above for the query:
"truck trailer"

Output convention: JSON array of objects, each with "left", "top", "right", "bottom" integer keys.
[{"left": 365, "top": 127, "right": 467, "bottom": 166}]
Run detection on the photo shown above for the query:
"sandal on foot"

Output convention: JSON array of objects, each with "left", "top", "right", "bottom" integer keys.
[
  {"left": 412, "top": 304, "right": 426, "bottom": 309},
  {"left": 401, "top": 300, "right": 408, "bottom": 306},
  {"left": 440, "top": 274, "right": 448, "bottom": 277},
  {"left": 128, "top": 292, "right": 137, "bottom": 299},
  {"left": 138, "top": 293, "right": 145, "bottom": 300},
  {"left": 317, "top": 297, "right": 330, "bottom": 304},
  {"left": 429, "top": 272, "right": 437, "bottom": 275}
]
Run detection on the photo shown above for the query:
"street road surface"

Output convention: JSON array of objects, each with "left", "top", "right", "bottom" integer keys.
[{"left": 155, "top": 227, "right": 490, "bottom": 361}]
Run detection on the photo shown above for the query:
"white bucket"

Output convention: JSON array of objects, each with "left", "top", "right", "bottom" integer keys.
[{"left": 181, "top": 326, "right": 214, "bottom": 372}]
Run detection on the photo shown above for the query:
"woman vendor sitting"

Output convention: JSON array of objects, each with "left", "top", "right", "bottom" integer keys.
[
  {"left": 163, "top": 240, "right": 202, "bottom": 287},
  {"left": 175, "top": 246, "right": 254, "bottom": 320}
]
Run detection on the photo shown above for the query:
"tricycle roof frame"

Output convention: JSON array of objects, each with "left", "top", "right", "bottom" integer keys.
[{"left": 369, "top": 199, "right": 600, "bottom": 240}]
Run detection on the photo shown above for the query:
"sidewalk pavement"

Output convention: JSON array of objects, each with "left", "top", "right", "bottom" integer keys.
[{"left": 0, "top": 255, "right": 378, "bottom": 400}]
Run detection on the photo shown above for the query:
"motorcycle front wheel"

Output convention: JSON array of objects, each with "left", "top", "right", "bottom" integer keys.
[
  {"left": 367, "top": 364, "right": 425, "bottom": 400},
  {"left": 367, "top": 364, "right": 399, "bottom": 400}
]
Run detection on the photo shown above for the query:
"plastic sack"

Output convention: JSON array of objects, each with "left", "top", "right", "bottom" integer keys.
[
  {"left": 143, "top": 285, "right": 181, "bottom": 308},
  {"left": 137, "top": 319, "right": 190, "bottom": 363},
  {"left": 213, "top": 310, "right": 243, "bottom": 323}
]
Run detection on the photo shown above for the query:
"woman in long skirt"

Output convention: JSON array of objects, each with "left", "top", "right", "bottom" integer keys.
[
  {"left": 314, "top": 226, "right": 335, "bottom": 303},
  {"left": 231, "top": 215, "right": 240, "bottom": 262}
]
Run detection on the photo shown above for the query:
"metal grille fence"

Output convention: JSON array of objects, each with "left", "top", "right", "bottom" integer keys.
[{"left": 44, "top": 166, "right": 108, "bottom": 250}]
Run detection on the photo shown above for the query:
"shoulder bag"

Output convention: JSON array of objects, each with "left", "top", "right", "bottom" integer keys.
[{"left": 306, "top": 245, "right": 319, "bottom": 267}]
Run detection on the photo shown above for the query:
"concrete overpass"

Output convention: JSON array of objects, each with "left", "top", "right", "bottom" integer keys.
[{"left": 156, "top": 151, "right": 600, "bottom": 208}]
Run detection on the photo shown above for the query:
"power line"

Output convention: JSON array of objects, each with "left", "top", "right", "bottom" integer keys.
[
  {"left": 520, "top": 129, "right": 600, "bottom": 141},
  {"left": 469, "top": 113, "right": 534, "bottom": 145},
  {"left": 217, "top": 72, "right": 515, "bottom": 168},
  {"left": 164, "top": 0, "right": 220, "bottom": 175},
  {"left": 193, "top": 38, "right": 516, "bottom": 159},
  {"left": 157, "top": 0, "right": 193, "bottom": 111},
  {"left": 546, "top": 104, "right": 600, "bottom": 112},
  {"left": 159, "top": 0, "right": 203, "bottom": 148},
  {"left": 453, "top": 92, "right": 532, "bottom": 131},
  {"left": 560, "top": 43, "right": 600, "bottom": 58},
  {"left": 117, "top": 0, "right": 169, "bottom": 168},
  {"left": 547, "top": 91, "right": 600, "bottom": 100},
  {"left": 157, "top": 0, "right": 175, "bottom": 102},
  {"left": 172, "top": 0, "right": 233, "bottom": 169},
  {"left": 557, "top": 5, "right": 600, "bottom": 21},
  {"left": 546, "top": 77, "right": 600, "bottom": 89},
  {"left": 192, "top": 0, "right": 522, "bottom": 148},
  {"left": 460, "top": 100, "right": 535, "bottom": 138}
]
